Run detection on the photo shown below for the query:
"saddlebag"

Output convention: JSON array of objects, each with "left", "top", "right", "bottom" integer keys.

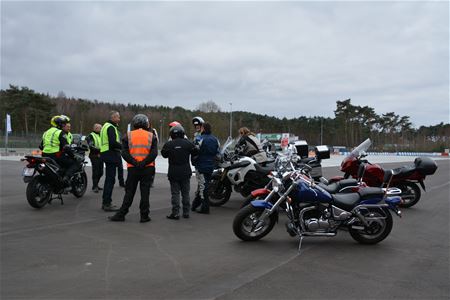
[{"left": 414, "top": 157, "right": 438, "bottom": 176}]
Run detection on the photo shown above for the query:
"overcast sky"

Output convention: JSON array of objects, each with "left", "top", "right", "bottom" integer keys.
[{"left": 1, "top": 1, "right": 449, "bottom": 127}]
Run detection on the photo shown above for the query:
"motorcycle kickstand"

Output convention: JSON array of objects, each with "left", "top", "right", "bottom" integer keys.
[{"left": 297, "top": 233, "right": 304, "bottom": 254}]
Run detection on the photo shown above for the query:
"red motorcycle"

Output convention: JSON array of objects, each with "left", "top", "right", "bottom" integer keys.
[{"left": 330, "top": 139, "right": 438, "bottom": 208}]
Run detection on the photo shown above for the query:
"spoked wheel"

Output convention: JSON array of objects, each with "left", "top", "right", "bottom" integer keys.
[
  {"left": 349, "top": 208, "right": 393, "bottom": 244},
  {"left": 71, "top": 171, "right": 88, "bottom": 198},
  {"left": 26, "top": 177, "right": 52, "bottom": 209},
  {"left": 397, "top": 182, "right": 421, "bottom": 208},
  {"left": 208, "top": 179, "right": 232, "bottom": 206},
  {"left": 233, "top": 205, "right": 277, "bottom": 241}
]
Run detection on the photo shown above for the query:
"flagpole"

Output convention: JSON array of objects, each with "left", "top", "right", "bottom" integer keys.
[{"left": 5, "top": 115, "right": 8, "bottom": 155}]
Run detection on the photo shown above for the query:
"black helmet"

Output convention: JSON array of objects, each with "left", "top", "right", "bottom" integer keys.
[
  {"left": 192, "top": 116, "right": 205, "bottom": 126},
  {"left": 170, "top": 125, "right": 185, "bottom": 139},
  {"left": 51, "top": 115, "right": 70, "bottom": 129},
  {"left": 131, "top": 114, "right": 149, "bottom": 129}
]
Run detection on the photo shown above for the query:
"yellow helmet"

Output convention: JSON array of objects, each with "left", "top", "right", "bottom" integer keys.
[{"left": 50, "top": 115, "right": 70, "bottom": 128}]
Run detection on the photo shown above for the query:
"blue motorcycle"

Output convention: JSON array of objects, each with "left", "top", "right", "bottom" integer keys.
[{"left": 232, "top": 165, "right": 402, "bottom": 250}]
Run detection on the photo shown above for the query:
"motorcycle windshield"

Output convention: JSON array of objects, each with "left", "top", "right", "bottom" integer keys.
[
  {"left": 221, "top": 137, "right": 234, "bottom": 155},
  {"left": 349, "top": 138, "right": 372, "bottom": 157}
]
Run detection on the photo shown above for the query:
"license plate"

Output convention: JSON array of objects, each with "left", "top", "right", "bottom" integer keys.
[{"left": 22, "top": 167, "right": 34, "bottom": 177}]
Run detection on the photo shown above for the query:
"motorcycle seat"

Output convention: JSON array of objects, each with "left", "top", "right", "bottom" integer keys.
[
  {"left": 318, "top": 179, "right": 359, "bottom": 194},
  {"left": 254, "top": 163, "right": 273, "bottom": 175},
  {"left": 227, "top": 161, "right": 251, "bottom": 170},
  {"left": 332, "top": 193, "right": 361, "bottom": 211},
  {"left": 358, "top": 187, "right": 384, "bottom": 199},
  {"left": 391, "top": 165, "right": 416, "bottom": 178}
]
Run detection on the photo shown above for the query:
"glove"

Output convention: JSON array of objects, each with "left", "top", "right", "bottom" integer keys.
[{"left": 136, "top": 161, "right": 146, "bottom": 169}]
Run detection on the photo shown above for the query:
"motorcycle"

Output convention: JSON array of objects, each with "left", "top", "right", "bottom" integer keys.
[
  {"left": 240, "top": 144, "right": 335, "bottom": 208},
  {"left": 208, "top": 138, "right": 274, "bottom": 206},
  {"left": 21, "top": 144, "right": 88, "bottom": 209},
  {"left": 331, "top": 138, "right": 438, "bottom": 208},
  {"left": 208, "top": 139, "right": 329, "bottom": 207},
  {"left": 232, "top": 164, "right": 402, "bottom": 251}
]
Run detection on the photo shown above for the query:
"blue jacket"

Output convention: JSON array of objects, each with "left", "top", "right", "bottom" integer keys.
[{"left": 194, "top": 133, "right": 219, "bottom": 174}]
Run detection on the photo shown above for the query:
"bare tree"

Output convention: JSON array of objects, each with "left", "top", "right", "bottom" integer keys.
[{"left": 196, "top": 100, "right": 221, "bottom": 113}]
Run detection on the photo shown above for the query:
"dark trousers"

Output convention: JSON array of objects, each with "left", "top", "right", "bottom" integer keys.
[
  {"left": 169, "top": 178, "right": 191, "bottom": 215},
  {"left": 90, "top": 156, "right": 103, "bottom": 188},
  {"left": 102, "top": 161, "right": 119, "bottom": 205},
  {"left": 117, "top": 163, "right": 124, "bottom": 185},
  {"left": 118, "top": 166, "right": 155, "bottom": 217}
]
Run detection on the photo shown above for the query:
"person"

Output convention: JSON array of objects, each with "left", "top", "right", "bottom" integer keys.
[
  {"left": 192, "top": 116, "right": 204, "bottom": 144},
  {"left": 109, "top": 114, "right": 158, "bottom": 222},
  {"left": 86, "top": 123, "right": 103, "bottom": 193},
  {"left": 100, "top": 111, "right": 122, "bottom": 212},
  {"left": 236, "top": 127, "right": 268, "bottom": 163},
  {"left": 191, "top": 116, "right": 205, "bottom": 210},
  {"left": 168, "top": 121, "right": 188, "bottom": 140},
  {"left": 40, "top": 115, "right": 78, "bottom": 186},
  {"left": 161, "top": 125, "right": 198, "bottom": 220},
  {"left": 191, "top": 122, "right": 219, "bottom": 214}
]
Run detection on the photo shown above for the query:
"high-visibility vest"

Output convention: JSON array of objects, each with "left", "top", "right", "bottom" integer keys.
[
  {"left": 89, "top": 132, "right": 101, "bottom": 149},
  {"left": 127, "top": 129, "right": 155, "bottom": 168},
  {"left": 42, "top": 127, "right": 62, "bottom": 154},
  {"left": 67, "top": 132, "right": 73, "bottom": 144},
  {"left": 100, "top": 122, "right": 119, "bottom": 153}
]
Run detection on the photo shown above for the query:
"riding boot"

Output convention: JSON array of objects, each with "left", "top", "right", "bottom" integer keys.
[{"left": 191, "top": 195, "right": 201, "bottom": 211}]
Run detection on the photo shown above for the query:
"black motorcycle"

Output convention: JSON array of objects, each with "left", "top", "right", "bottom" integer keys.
[{"left": 21, "top": 145, "right": 88, "bottom": 209}]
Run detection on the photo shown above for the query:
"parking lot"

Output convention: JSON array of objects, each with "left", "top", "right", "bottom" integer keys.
[{"left": 1, "top": 159, "right": 449, "bottom": 299}]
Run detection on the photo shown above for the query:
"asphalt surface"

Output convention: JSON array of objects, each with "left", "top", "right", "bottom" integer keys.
[{"left": 1, "top": 159, "right": 449, "bottom": 300}]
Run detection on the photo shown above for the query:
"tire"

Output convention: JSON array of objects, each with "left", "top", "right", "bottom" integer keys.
[
  {"left": 349, "top": 207, "right": 393, "bottom": 244},
  {"left": 208, "top": 178, "right": 232, "bottom": 207},
  {"left": 233, "top": 205, "right": 277, "bottom": 241},
  {"left": 26, "top": 176, "right": 52, "bottom": 209},
  {"left": 397, "top": 182, "right": 421, "bottom": 208},
  {"left": 71, "top": 171, "right": 87, "bottom": 198}
]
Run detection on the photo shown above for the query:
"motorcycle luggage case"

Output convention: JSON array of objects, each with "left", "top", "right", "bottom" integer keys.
[
  {"left": 414, "top": 157, "right": 437, "bottom": 175},
  {"left": 294, "top": 141, "right": 309, "bottom": 158},
  {"left": 315, "top": 145, "right": 330, "bottom": 160}
]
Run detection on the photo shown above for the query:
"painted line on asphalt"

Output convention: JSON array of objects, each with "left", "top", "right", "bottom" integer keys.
[{"left": 428, "top": 181, "right": 450, "bottom": 191}]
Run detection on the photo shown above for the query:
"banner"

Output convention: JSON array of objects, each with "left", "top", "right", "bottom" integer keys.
[{"left": 6, "top": 114, "right": 12, "bottom": 133}]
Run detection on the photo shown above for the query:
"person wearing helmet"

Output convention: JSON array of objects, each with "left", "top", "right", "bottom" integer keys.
[
  {"left": 40, "top": 115, "right": 77, "bottom": 186},
  {"left": 192, "top": 116, "right": 204, "bottom": 143},
  {"left": 109, "top": 114, "right": 158, "bottom": 222},
  {"left": 168, "top": 121, "right": 188, "bottom": 140},
  {"left": 100, "top": 111, "right": 123, "bottom": 212},
  {"left": 161, "top": 125, "right": 198, "bottom": 220}
]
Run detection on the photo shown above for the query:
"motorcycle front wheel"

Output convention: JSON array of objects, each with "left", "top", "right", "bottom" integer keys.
[
  {"left": 397, "top": 182, "right": 421, "bottom": 208},
  {"left": 208, "top": 178, "right": 232, "bottom": 207},
  {"left": 349, "top": 208, "right": 393, "bottom": 244},
  {"left": 26, "top": 176, "right": 52, "bottom": 209},
  {"left": 233, "top": 205, "right": 277, "bottom": 241},
  {"left": 71, "top": 171, "right": 87, "bottom": 198}
]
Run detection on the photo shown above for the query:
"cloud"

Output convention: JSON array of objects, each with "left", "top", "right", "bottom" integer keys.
[{"left": 1, "top": 1, "right": 448, "bottom": 126}]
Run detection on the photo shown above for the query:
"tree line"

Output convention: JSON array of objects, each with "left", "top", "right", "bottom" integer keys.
[{"left": 1, "top": 84, "right": 449, "bottom": 152}]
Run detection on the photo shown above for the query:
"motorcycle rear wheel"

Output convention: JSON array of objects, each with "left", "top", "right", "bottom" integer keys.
[
  {"left": 349, "top": 208, "right": 393, "bottom": 244},
  {"left": 397, "top": 182, "right": 421, "bottom": 208},
  {"left": 233, "top": 205, "right": 277, "bottom": 241},
  {"left": 26, "top": 176, "right": 52, "bottom": 209},
  {"left": 208, "top": 179, "right": 232, "bottom": 206},
  {"left": 71, "top": 171, "right": 87, "bottom": 198}
]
